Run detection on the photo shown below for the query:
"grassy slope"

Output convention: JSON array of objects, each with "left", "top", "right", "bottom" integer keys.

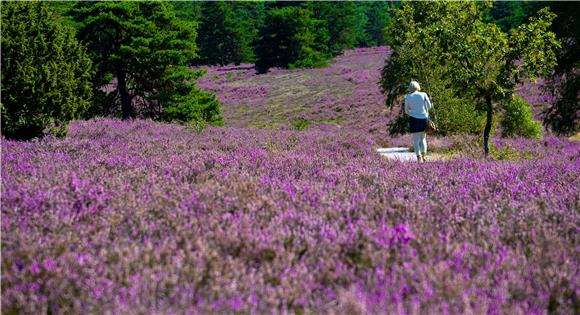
[
  {"left": 198, "top": 46, "right": 552, "bottom": 141},
  {"left": 197, "top": 47, "right": 394, "bottom": 135}
]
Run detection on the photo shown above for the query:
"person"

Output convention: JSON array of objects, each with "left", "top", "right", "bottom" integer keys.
[{"left": 404, "top": 81, "right": 433, "bottom": 162}]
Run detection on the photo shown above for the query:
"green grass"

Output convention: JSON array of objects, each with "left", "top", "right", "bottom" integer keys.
[{"left": 291, "top": 118, "right": 310, "bottom": 131}]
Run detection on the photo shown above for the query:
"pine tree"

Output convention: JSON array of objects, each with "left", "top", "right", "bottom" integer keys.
[
  {"left": 71, "top": 1, "right": 222, "bottom": 125},
  {"left": 306, "top": 2, "right": 356, "bottom": 56},
  {"left": 1, "top": 1, "right": 93, "bottom": 139},
  {"left": 255, "top": 7, "right": 328, "bottom": 73},
  {"left": 197, "top": 2, "right": 247, "bottom": 66},
  {"left": 365, "top": 2, "right": 391, "bottom": 46}
]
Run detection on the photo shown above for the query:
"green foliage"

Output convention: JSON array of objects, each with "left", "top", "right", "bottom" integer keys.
[
  {"left": 353, "top": 2, "right": 392, "bottom": 47},
  {"left": 353, "top": 4, "right": 370, "bottom": 47},
  {"left": 485, "top": 1, "right": 526, "bottom": 32},
  {"left": 291, "top": 117, "right": 310, "bottom": 131},
  {"left": 71, "top": 1, "right": 222, "bottom": 125},
  {"left": 364, "top": 2, "right": 392, "bottom": 46},
  {"left": 174, "top": 1, "right": 389, "bottom": 66},
  {"left": 305, "top": 2, "right": 357, "bottom": 56},
  {"left": 1, "top": 1, "right": 93, "bottom": 140},
  {"left": 47, "top": 1, "right": 83, "bottom": 31},
  {"left": 381, "top": 2, "right": 558, "bottom": 156},
  {"left": 431, "top": 91, "right": 487, "bottom": 136},
  {"left": 255, "top": 7, "right": 329, "bottom": 73},
  {"left": 508, "top": 9, "right": 560, "bottom": 81},
  {"left": 197, "top": 2, "right": 251, "bottom": 66},
  {"left": 491, "top": 145, "right": 537, "bottom": 161},
  {"left": 156, "top": 68, "right": 224, "bottom": 126},
  {"left": 501, "top": 95, "right": 542, "bottom": 139},
  {"left": 162, "top": 89, "right": 223, "bottom": 127},
  {"left": 171, "top": 1, "right": 202, "bottom": 22},
  {"left": 230, "top": 1, "right": 266, "bottom": 63}
]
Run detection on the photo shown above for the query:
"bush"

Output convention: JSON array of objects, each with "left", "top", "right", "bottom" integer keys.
[
  {"left": 161, "top": 89, "right": 224, "bottom": 127},
  {"left": 291, "top": 117, "right": 310, "bottom": 131},
  {"left": 432, "top": 89, "right": 487, "bottom": 136},
  {"left": 1, "top": 2, "right": 93, "bottom": 139},
  {"left": 501, "top": 95, "right": 542, "bottom": 138}
]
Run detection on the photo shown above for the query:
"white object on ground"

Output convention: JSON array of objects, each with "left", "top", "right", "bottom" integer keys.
[{"left": 376, "top": 147, "right": 417, "bottom": 161}]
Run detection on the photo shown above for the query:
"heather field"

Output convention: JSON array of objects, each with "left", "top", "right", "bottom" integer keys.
[
  {"left": 197, "top": 47, "right": 553, "bottom": 145},
  {"left": 197, "top": 47, "right": 394, "bottom": 142},
  {"left": 2, "top": 47, "right": 579, "bottom": 314}
]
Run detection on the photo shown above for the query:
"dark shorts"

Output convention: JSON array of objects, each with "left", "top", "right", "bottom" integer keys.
[{"left": 409, "top": 116, "right": 428, "bottom": 133}]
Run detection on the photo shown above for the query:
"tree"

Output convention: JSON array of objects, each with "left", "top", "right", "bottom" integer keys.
[
  {"left": 501, "top": 95, "right": 542, "bottom": 139},
  {"left": 230, "top": 1, "right": 266, "bottom": 63},
  {"left": 71, "top": 1, "right": 222, "bottom": 125},
  {"left": 254, "top": 7, "right": 329, "bottom": 74},
  {"left": 529, "top": 2, "right": 580, "bottom": 136},
  {"left": 1, "top": 1, "right": 93, "bottom": 140},
  {"left": 171, "top": 1, "right": 202, "bottom": 22},
  {"left": 305, "top": 2, "right": 356, "bottom": 55},
  {"left": 381, "top": 2, "right": 559, "bottom": 157},
  {"left": 47, "top": 1, "right": 83, "bottom": 31},
  {"left": 485, "top": 1, "right": 526, "bottom": 32},
  {"left": 197, "top": 2, "right": 248, "bottom": 66},
  {"left": 353, "top": 4, "right": 370, "bottom": 47},
  {"left": 364, "top": 1, "right": 391, "bottom": 46}
]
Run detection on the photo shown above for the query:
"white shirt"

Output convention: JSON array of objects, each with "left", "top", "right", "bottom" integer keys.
[{"left": 405, "top": 91, "right": 433, "bottom": 119}]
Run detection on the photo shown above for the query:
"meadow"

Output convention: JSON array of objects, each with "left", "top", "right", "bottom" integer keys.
[{"left": 2, "top": 47, "right": 579, "bottom": 314}]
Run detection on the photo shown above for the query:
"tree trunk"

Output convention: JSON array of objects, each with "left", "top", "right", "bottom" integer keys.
[
  {"left": 117, "top": 69, "right": 134, "bottom": 119},
  {"left": 483, "top": 95, "right": 493, "bottom": 158}
]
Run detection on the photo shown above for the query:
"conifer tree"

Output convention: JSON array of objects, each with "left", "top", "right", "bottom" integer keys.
[
  {"left": 255, "top": 7, "right": 328, "bottom": 73},
  {"left": 71, "top": 1, "right": 222, "bottom": 125},
  {"left": 1, "top": 1, "right": 93, "bottom": 139},
  {"left": 197, "top": 2, "right": 247, "bottom": 66}
]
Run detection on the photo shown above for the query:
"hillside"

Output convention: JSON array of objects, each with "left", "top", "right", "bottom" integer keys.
[
  {"left": 198, "top": 46, "right": 552, "bottom": 139},
  {"left": 198, "top": 47, "right": 392, "bottom": 133}
]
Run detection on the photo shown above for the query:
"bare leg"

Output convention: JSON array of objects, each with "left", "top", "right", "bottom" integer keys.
[
  {"left": 420, "top": 132, "right": 427, "bottom": 157},
  {"left": 412, "top": 132, "right": 422, "bottom": 162}
]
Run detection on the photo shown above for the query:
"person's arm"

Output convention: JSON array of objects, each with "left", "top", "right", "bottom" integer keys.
[
  {"left": 404, "top": 96, "right": 410, "bottom": 115},
  {"left": 424, "top": 93, "right": 433, "bottom": 111}
]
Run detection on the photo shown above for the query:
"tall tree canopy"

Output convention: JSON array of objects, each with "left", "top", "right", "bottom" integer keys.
[
  {"left": 254, "top": 6, "right": 328, "bottom": 74},
  {"left": 197, "top": 1, "right": 248, "bottom": 66},
  {"left": 485, "top": 1, "right": 526, "bottom": 32},
  {"left": 362, "top": 1, "right": 392, "bottom": 47},
  {"left": 1, "top": 1, "right": 93, "bottom": 139},
  {"left": 305, "top": 2, "right": 357, "bottom": 56},
  {"left": 71, "top": 1, "right": 222, "bottom": 125},
  {"left": 381, "top": 1, "right": 559, "bottom": 157}
]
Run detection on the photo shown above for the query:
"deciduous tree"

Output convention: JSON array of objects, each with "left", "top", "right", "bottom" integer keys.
[{"left": 381, "top": 2, "right": 559, "bottom": 157}]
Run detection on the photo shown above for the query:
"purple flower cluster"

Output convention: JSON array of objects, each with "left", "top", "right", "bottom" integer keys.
[{"left": 2, "top": 118, "right": 578, "bottom": 314}]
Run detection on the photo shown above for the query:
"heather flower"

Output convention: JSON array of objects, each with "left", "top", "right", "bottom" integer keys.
[{"left": 1, "top": 47, "right": 578, "bottom": 314}]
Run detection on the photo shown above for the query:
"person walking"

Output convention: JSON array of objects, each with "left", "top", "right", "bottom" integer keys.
[{"left": 404, "top": 81, "right": 433, "bottom": 162}]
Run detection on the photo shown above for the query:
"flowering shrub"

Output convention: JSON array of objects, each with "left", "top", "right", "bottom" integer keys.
[{"left": 2, "top": 118, "right": 578, "bottom": 314}]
